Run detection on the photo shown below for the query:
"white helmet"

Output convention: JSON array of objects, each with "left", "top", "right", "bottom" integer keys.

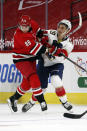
[{"left": 58, "top": 19, "right": 72, "bottom": 30}]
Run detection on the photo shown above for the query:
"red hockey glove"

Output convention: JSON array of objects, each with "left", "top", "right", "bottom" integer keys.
[
  {"left": 50, "top": 46, "right": 68, "bottom": 57},
  {"left": 41, "top": 36, "right": 51, "bottom": 48},
  {"left": 56, "top": 48, "right": 68, "bottom": 57}
]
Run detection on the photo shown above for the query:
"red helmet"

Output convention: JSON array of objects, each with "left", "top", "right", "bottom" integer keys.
[{"left": 19, "top": 15, "right": 31, "bottom": 26}]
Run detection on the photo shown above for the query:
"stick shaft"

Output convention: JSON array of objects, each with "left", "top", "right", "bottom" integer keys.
[
  {"left": 67, "top": 12, "right": 82, "bottom": 38},
  {"left": 62, "top": 53, "right": 87, "bottom": 73}
]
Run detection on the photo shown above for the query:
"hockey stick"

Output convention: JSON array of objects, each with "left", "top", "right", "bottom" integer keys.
[
  {"left": 63, "top": 110, "right": 87, "bottom": 119},
  {"left": 66, "top": 12, "right": 82, "bottom": 38},
  {"left": 43, "top": 12, "right": 82, "bottom": 38},
  {"left": 61, "top": 53, "right": 87, "bottom": 73}
]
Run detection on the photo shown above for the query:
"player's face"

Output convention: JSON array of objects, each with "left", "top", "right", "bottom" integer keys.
[
  {"left": 20, "top": 25, "right": 30, "bottom": 33},
  {"left": 57, "top": 24, "right": 68, "bottom": 37}
]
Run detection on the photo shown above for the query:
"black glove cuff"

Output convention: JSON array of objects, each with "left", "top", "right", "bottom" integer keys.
[
  {"left": 52, "top": 40, "right": 63, "bottom": 49},
  {"left": 36, "top": 29, "right": 43, "bottom": 38}
]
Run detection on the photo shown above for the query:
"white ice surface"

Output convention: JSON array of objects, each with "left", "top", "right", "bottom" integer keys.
[{"left": 0, "top": 104, "right": 87, "bottom": 131}]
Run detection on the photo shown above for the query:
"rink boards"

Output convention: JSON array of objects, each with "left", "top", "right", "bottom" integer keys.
[{"left": 0, "top": 52, "right": 87, "bottom": 104}]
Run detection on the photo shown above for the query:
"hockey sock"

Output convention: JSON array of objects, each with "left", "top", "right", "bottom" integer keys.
[
  {"left": 59, "top": 95, "right": 67, "bottom": 103},
  {"left": 11, "top": 91, "right": 22, "bottom": 100},
  {"left": 35, "top": 94, "right": 45, "bottom": 103},
  {"left": 42, "top": 88, "right": 47, "bottom": 94},
  {"left": 30, "top": 88, "right": 47, "bottom": 104},
  {"left": 55, "top": 86, "right": 66, "bottom": 97},
  {"left": 55, "top": 87, "right": 67, "bottom": 103},
  {"left": 32, "top": 94, "right": 37, "bottom": 101},
  {"left": 29, "top": 94, "right": 37, "bottom": 104},
  {"left": 32, "top": 87, "right": 46, "bottom": 103},
  {"left": 29, "top": 74, "right": 46, "bottom": 104}
]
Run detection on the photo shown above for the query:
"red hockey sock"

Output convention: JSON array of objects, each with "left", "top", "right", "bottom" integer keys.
[
  {"left": 32, "top": 94, "right": 37, "bottom": 101},
  {"left": 29, "top": 74, "right": 45, "bottom": 103},
  {"left": 55, "top": 86, "right": 66, "bottom": 97},
  {"left": 17, "top": 86, "right": 25, "bottom": 95},
  {"left": 30, "top": 74, "right": 43, "bottom": 97}
]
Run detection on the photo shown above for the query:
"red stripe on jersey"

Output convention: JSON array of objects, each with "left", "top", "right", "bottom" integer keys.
[
  {"left": 13, "top": 55, "right": 24, "bottom": 58},
  {"left": 12, "top": 53, "right": 34, "bottom": 61},
  {"left": 33, "top": 88, "right": 43, "bottom": 96},
  {"left": 17, "top": 87, "right": 25, "bottom": 95},
  {"left": 30, "top": 43, "right": 42, "bottom": 56},
  {"left": 32, "top": 94, "right": 37, "bottom": 101}
]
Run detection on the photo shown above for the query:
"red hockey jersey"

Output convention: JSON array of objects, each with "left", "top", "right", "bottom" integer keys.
[{"left": 12, "top": 20, "right": 45, "bottom": 63}]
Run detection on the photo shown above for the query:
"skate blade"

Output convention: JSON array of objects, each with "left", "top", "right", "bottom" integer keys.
[{"left": 7, "top": 99, "right": 15, "bottom": 113}]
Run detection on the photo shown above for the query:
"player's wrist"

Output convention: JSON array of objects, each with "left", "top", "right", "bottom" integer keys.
[{"left": 52, "top": 40, "right": 63, "bottom": 49}]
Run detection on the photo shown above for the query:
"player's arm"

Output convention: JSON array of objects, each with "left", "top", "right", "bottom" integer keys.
[
  {"left": 23, "top": 37, "right": 46, "bottom": 56},
  {"left": 31, "top": 19, "right": 47, "bottom": 39},
  {"left": 62, "top": 39, "right": 74, "bottom": 54},
  {"left": 50, "top": 39, "right": 73, "bottom": 57},
  {"left": 39, "top": 29, "right": 63, "bottom": 48},
  {"left": 13, "top": 34, "right": 46, "bottom": 57},
  {"left": 50, "top": 46, "right": 68, "bottom": 57},
  {"left": 31, "top": 19, "right": 40, "bottom": 34},
  {"left": 29, "top": 41, "right": 46, "bottom": 56},
  {"left": 37, "top": 29, "right": 58, "bottom": 47}
]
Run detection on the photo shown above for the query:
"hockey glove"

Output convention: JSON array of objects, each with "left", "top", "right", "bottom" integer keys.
[
  {"left": 46, "top": 52, "right": 55, "bottom": 60},
  {"left": 52, "top": 40, "right": 63, "bottom": 49},
  {"left": 36, "top": 29, "right": 48, "bottom": 38},
  {"left": 50, "top": 46, "right": 68, "bottom": 57},
  {"left": 41, "top": 36, "right": 51, "bottom": 48}
]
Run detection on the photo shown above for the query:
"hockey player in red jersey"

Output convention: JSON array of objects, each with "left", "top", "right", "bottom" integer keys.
[
  {"left": 22, "top": 19, "right": 74, "bottom": 113},
  {"left": 7, "top": 15, "right": 47, "bottom": 112}
]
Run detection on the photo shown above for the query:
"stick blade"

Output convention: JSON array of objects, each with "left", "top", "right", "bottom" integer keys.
[
  {"left": 63, "top": 111, "right": 87, "bottom": 119},
  {"left": 78, "top": 12, "right": 82, "bottom": 27},
  {"left": 64, "top": 113, "right": 81, "bottom": 119}
]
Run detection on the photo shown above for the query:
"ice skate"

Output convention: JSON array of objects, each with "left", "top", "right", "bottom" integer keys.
[
  {"left": 40, "top": 101, "right": 47, "bottom": 111},
  {"left": 7, "top": 96, "right": 18, "bottom": 112},
  {"left": 22, "top": 101, "right": 35, "bottom": 112},
  {"left": 62, "top": 101, "right": 73, "bottom": 111}
]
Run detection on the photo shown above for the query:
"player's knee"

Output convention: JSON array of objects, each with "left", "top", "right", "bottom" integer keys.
[
  {"left": 20, "top": 77, "right": 31, "bottom": 91},
  {"left": 29, "top": 73, "right": 41, "bottom": 88},
  {"left": 51, "top": 75, "right": 63, "bottom": 88}
]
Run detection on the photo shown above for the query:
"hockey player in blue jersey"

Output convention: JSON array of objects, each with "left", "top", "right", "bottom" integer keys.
[{"left": 22, "top": 19, "right": 74, "bottom": 112}]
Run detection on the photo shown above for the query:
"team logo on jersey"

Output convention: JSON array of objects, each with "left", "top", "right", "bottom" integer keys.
[
  {"left": 25, "top": 40, "right": 31, "bottom": 46},
  {"left": 18, "top": 0, "right": 53, "bottom": 10}
]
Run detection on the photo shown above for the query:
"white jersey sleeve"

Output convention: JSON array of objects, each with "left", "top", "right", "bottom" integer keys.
[
  {"left": 46, "top": 30, "right": 57, "bottom": 45},
  {"left": 61, "top": 38, "right": 74, "bottom": 55},
  {"left": 46, "top": 30, "right": 74, "bottom": 54},
  {"left": 42, "top": 30, "right": 74, "bottom": 67}
]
